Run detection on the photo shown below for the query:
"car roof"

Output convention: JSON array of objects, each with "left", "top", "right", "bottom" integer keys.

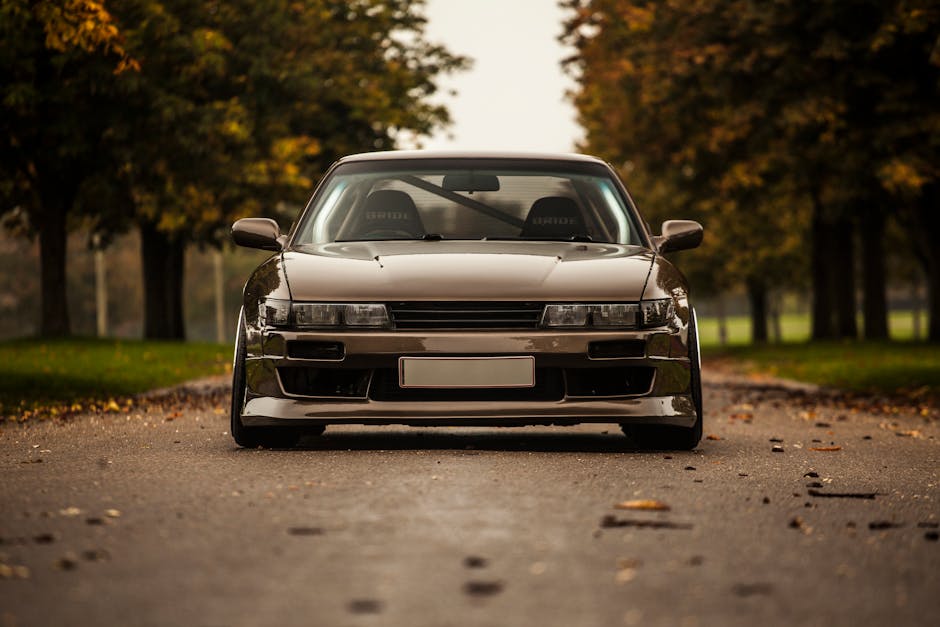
[{"left": 337, "top": 150, "right": 608, "bottom": 165}]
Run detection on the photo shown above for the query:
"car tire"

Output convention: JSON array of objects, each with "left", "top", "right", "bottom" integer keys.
[
  {"left": 621, "top": 308, "right": 703, "bottom": 450},
  {"left": 230, "top": 309, "right": 322, "bottom": 449}
]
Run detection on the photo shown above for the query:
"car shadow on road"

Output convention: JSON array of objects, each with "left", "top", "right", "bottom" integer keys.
[{"left": 276, "top": 428, "right": 703, "bottom": 455}]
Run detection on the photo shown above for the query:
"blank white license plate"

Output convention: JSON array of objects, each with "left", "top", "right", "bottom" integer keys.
[{"left": 399, "top": 356, "right": 535, "bottom": 388}]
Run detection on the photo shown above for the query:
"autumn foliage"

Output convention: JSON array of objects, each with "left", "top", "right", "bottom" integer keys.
[
  {"left": 562, "top": 0, "right": 940, "bottom": 341},
  {"left": 0, "top": 0, "right": 467, "bottom": 338}
]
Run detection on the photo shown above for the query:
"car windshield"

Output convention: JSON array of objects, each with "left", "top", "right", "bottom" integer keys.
[{"left": 291, "top": 160, "right": 644, "bottom": 246}]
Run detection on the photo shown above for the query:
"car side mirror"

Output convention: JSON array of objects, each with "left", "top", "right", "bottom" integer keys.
[
  {"left": 656, "top": 220, "right": 703, "bottom": 253},
  {"left": 231, "top": 218, "right": 284, "bottom": 251}
]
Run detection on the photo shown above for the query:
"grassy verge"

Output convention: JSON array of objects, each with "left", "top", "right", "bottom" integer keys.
[
  {"left": 697, "top": 310, "right": 924, "bottom": 346},
  {"left": 0, "top": 338, "right": 231, "bottom": 419},
  {"left": 703, "top": 341, "right": 940, "bottom": 399}
]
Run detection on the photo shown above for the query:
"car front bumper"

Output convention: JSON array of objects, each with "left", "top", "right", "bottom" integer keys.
[{"left": 241, "top": 328, "right": 696, "bottom": 428}]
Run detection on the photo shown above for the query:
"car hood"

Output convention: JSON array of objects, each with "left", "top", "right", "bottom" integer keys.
[{"left": 281, "top": 241, "right": 655, "bottom": 301}]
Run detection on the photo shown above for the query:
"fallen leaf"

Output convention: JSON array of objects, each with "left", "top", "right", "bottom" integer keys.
[
  {"left": 706, "top": 434, "right": 721, "bottom": 441},
  {"left": 104, "top": 509, "right": 121, "bottom": 518},
  {"left": 55, "top": 555, "right": 79, "bottom": 571},
  {"left": 59, "top": 507, "right": 82, "bottom": 517},
  {"left": 287, "top": 526, "right": 323, "bottom": 536},
  {"left": 808, "top": 489, "right": 876, "bottom": 499},
  {"left": 615, "top": 499, "right": 670, "bottom": 511},
  {"left": 82, "top": 549, "right": 110, "bottom": 562},
  {"left": 732, "top": 582, "right": 774, "bottom": 597},
  {"left": 615, "top": 567, "right": 637, "bottom": 583},
  {"left": 463, "top": 581, "right": 504, "bottom": 596},
  {"left": 810, "top": 446, "right": 842, "bottom": 452},
  {"left": 347, "top": 599, "right": 384, "bottom": 614}
]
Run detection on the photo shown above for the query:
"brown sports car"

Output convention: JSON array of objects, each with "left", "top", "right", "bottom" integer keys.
[{"left": 230, "top": 151, "right": 704, "bottom": 449}]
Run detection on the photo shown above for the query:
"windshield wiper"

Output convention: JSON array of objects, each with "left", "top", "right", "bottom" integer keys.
[
  {"left": 335, "top": 233, "right": 445, "bottom": 242},
  {"left": 483, "top": 234, "right": 600, "bottom": 243}
]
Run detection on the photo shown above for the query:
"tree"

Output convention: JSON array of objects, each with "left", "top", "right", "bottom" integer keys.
[
  {"left": 561, "top": 0, "right": 809, "bottom": 343},
  {"left": 562, "top": 0, "right": 940, "bottom": 342},
  {"left": 0, "top": 0, "right": 135, "bottom": 336},
  {"left": 3, "top": 1, "right": 467, "bottom": 340},
  {"left": 101, "top": 0, "right": 468, "bottom": 339}
]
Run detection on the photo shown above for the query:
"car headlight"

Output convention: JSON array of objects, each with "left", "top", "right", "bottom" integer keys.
[
  {"left": 260, "top": 299, "right": 389, "bottom": 329},
  {"left": 542, "top": 303, "right": 639, "bottom": 328},
  {"left": 639, "top": 298, "right": 676, "bottom": 327},
  {"left": 592, "top": 304, "right": 640, "bottom": 327},
  {"left": 541, "top": 304, "right": 591, "bottom": 327},
  {"left": 260, "top": 298, "right": 291, "bottom": 328},
  {"left": 541, "top": 300, "right": 675, "bottom": 329},
  {"left": 293, "top": 304, "right": 342, "bottom": 327},
  {"left": 342, "top": 304, "right": 390, "bottom": 327}
]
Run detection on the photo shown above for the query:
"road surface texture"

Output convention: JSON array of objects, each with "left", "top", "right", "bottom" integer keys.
[{"left": 1, "top": 372, "right": 938, "bottom": 627}]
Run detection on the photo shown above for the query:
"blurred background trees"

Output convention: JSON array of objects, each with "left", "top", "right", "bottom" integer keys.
[
  {"left": 1, "top": 0, "right": 938, "bottom": 345},
  {"left": 563, "top": 0, "right": 940, "bottom": 342},
  {"left": 1, "top": 0, "right": 466, "bottom": 339}
]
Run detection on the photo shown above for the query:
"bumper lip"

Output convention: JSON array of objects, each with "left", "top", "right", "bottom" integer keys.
[{"left": 241, "top": 394, "right": 697, "bottom": 428}]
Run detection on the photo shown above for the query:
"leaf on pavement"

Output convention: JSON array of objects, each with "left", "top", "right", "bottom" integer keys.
[
  {"left": 614, "top": 499, "right": 671, "bottom": 511},
  {"left": 810, "top": 446, "right": 842, "bottom": 451}
]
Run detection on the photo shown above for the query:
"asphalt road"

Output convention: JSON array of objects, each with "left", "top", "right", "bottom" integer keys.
[{"left": 1, "top": 374, "right": 938, "bottom": 627}]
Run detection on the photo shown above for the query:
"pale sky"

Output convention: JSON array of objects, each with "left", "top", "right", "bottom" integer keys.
[{"left": 418, "top": 0, "right": 582, "bottom": 152}]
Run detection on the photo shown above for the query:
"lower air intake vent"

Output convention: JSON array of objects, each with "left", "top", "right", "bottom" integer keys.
[
  {"left": 278, "top": 367, "right": 369, "bottom": 398},
  {"left": 565, "top": 367, "right": 654, "bottom": 397}
]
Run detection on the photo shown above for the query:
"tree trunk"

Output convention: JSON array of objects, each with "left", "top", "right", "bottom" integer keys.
[
  {"left": 810, "top": 190, "right": 834, "bottom": 340},
  {"left": 928, "top": 269, "right": 940, "bottom": 343},
  {"left": 831, "top": 216, "right": 858, "bottom": 339},
  {"left": 747, "top": 278, "right": 768, "bottom": 344},
  {"left": 140, "top": 221, "right": 186, "bottom": 340},
  {"left": 769, "top": 291, "right": 782, "bottom": 343},
  {"left": 37, "top": 182, "right": 76, "bottom": 337},
  {"left": 716, "top": 297, "right": 728, "bottom": 347},
  {"left": 860, "top": 209, "right": 888, "bottom": 340},
  {"left": 906, "top": 184, "right": 940, "bottom": 342}
]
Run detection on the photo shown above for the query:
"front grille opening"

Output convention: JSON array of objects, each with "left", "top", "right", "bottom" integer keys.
[
  {"left": 287, "top": 340, "right": 345, "bottom": 360},
  {"left": 369, "top": 367, "right": 565, "bottom": 401},
  {"left": 565, "top": 367, "right": 654, "bottom": 397},
  {"left": 279, "top": 367, "right": 369, "bottom": 398},
  {"left": 388, "top": 302, "right": 544, "bottom": 329},
  {"left": 588, "top": 340, "right": 646, "bottom": 359}
]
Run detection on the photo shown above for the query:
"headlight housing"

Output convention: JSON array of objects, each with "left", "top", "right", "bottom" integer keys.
[
  {"left": 260, "top": 299, "right": 389, "bottom": 329},
  {"left": 541, "top": 300, "right": 675, "bottom": 329},
  {"left": 639, "top": 298, "right": 676, "bottom": 328}
]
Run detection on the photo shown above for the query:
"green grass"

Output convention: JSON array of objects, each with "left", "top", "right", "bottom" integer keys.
[
  {"left": 0, "top": 338, "right": 232, "bottom": 417},
  {"left": 704, "top": 340, "right": 940, "bottom": 398},
  {"left": 698, "top": 310, "right": 924, "bottom": 346}
]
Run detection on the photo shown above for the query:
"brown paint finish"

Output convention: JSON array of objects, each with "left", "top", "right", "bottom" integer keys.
[
  {"left": 232, "top": 151, "right": 702, "bottom": 430},
  {"left": 281, "top": 242, "right": 654, "bottom": 302}
]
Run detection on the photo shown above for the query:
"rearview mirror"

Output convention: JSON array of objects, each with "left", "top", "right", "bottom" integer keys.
[
  {"left": 442, "top": 172, "right": 500, "bottom": 192},
  {"left": 656, "top": 220, "right": 703, "bottom": 253},
  {"left": 232, "top": 218, "right": 284, "bottom": 251}
]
